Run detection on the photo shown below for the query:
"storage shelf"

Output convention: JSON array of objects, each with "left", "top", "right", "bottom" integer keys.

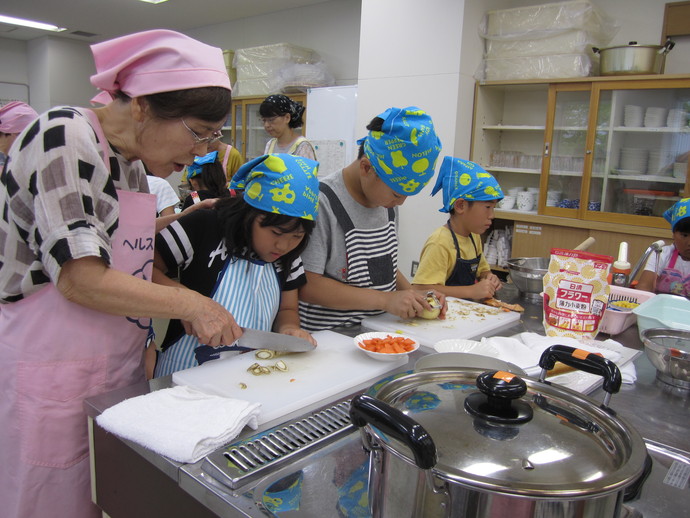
[
  {"left": 482, "top": 125, "right": 545, "bottom": 131},
  {"left": 485, "top": 166, "right": 541, "bottom": 175},
  {"left": 610, "top": 126, "right": 690, "bottom": 133}
]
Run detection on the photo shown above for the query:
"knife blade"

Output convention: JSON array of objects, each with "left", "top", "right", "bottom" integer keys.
[{"left": 236, "top": 327, "right": 316, "bottom": 353}]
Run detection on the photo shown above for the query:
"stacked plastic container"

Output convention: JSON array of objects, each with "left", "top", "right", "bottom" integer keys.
[
  {"left": 477, "top": 0, "right": 619, "bottom": 81},
  {"left": 599, "top": 286, "right": 655, "bottom": 335},
  {"left": 232, "top": 43, "right": 329, "bottom": 96}
]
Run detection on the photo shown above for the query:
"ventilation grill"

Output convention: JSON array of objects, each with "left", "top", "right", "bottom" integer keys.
[
  {"left": 70, "top": 30, "right": 98, "bottom": 38},
  {"left": 201, "top": 398, "right": 353, "bottom": 489}
]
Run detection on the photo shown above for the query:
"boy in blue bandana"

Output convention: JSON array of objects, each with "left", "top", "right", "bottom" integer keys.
[
  {"left": 413, "top": 157, "right": 504, "bottom": 301},
  {"left": 298, "top": 106, "right": 446, "bottom": 331},
  {"left": 636, "top": 198, "right": 690, "bottom": 296}
]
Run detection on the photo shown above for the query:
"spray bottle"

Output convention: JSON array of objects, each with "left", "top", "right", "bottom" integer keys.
[{"left": 611, "top": 242, "right": 631, "bottom": 287}]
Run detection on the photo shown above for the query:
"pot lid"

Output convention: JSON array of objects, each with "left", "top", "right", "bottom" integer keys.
[{"left": 364, "top": 368, "right": 647, "bottom": 497}]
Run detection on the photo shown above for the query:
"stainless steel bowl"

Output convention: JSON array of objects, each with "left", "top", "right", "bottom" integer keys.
[
  {"left": 507, "top": 257, "right": 549, "bottom": 301},
  {"left": 640, "top": 328, "right": 690, "bottom": 390}
]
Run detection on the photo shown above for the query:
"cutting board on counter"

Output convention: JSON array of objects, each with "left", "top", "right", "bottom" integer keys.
[
  {"left": 172, "top": 330, "right": 406, "bottom": 425},
  {"left": 361, "top": 297, "right": 521, "bottom": 348}
]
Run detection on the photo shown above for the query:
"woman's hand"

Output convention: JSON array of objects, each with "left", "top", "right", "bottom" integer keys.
[{"left": 182, "top": 295, "right": 242, "bottom": 347}]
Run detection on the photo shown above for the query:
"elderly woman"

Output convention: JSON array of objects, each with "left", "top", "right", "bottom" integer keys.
[
  {"left": 0, "top": 101, "right": 39, "bottom": 167},
  {"left": 0, "top": 30, "right": 240, "bottom": 518}
]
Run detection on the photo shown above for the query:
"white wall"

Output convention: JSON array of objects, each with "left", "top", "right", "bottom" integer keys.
[{"left": 188, "top": 0, "right": 361, "bottom": 85}]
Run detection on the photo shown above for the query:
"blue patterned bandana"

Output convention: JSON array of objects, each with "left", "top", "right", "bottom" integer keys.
[
  {"left": 664, "top": 197, "right": 690, "bottom": 231},
  {"left": 187, "top": 151, "right": 218, "bottom": 178},
  {"left": 357, "top": 106, "right": 442, "bottom": 196},
  {"left": 229, "top": 153, "right": 319, "bottom": 220},
  {"left": 431, "top": 157, "right": 504, "bottom": 213}
]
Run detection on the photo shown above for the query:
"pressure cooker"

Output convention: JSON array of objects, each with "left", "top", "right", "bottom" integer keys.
[
  {"left": 350, "top": 345, "right": 651, "bottom": 518},
  {"left": 593, "top": 39, "right": 675, "bottom": 75}
]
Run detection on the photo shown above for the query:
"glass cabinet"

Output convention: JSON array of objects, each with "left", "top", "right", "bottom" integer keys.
[
  {"left": 472, "top": 76, "right": 690, "bottom": 230},
  {"left": 229, "top": 94, "right": 306, "bottom": 162}
]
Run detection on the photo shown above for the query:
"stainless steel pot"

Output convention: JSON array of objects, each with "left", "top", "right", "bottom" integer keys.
[
  {"left": 350, "top": 345, "right": 650, "bottom": 518},
  {"left": 593, "top": 40, "right": 675, "bottom": 75}
]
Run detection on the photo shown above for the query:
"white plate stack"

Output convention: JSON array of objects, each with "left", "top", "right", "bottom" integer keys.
[
  {"left": 647, "top": 150, "right": 672, "bottom": 175},
  {"left": 623, "top": 105, "right": 643, "bottom": 127},
  {"left": 666, "top": 109, "right": 688, "bottom": 128},
  {"left": 644, "top": 107, "right": 668, "bottom": 128},
  {"left": 619, "top": 147, "right": 648, "bottom": 173}
]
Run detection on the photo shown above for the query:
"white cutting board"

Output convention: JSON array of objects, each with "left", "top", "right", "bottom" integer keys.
[
  {"left": 172, "top": 330, "right": 406, "bottom": 425},
  {"left": 361, "top": 297, "right": 521, "bottom": 348}
]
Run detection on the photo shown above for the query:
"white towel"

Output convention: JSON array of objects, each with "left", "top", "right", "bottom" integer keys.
[{"left": 96, "top": 385, "right": 262, "bottom": 464}]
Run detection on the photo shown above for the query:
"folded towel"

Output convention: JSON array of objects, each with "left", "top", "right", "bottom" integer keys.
[
  {"left": 96, "top": 385, "right": 261, "bottom": 464},
  {"left": 482, "top": 332, "right": 623, "bottom": 371}
]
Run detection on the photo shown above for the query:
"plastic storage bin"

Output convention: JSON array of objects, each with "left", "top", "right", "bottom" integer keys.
[
  {"left": 598, "top": 286, "right": 655, "bottom": 335},
  {"left": 633, "top": 294, "right": 690, "bottom": 340}
]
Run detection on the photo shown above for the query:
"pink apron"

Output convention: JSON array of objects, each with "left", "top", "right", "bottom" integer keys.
[
  {"left": 0, "top": 111, "right": 156, "bottom": 518},
  {"left": 656, "top": 248, "right": 690, "bottom": 297}
]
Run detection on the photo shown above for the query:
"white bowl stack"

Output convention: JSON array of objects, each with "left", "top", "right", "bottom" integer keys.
[
  {"left": 624, "top": 105, "right": 644, "bottom": 127},
  {"left": 644, "top": 107, "right": 668, "bottom": 128},
  {"left": 619, "top": 147, "right": 648, "bottom": 173}
]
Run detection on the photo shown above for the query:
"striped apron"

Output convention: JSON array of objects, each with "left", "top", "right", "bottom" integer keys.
[
  {"left": 154, "top": 257, "right": 280, "bottom": 377},
  {"left": 299, "top": 183, "right": 397, "bottom": 331}
]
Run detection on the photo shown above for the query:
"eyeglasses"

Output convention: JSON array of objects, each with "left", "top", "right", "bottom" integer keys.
[
  {"left": 260, "top": 116, "right": 280, "bottom": 125},
  {"left": 181, "top": 118, "right": 223, "bottom": 146}
]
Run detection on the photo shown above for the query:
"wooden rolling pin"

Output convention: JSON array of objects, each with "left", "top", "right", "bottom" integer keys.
[{"left": 574, "top": 237, "right": 596, "bottom": 251}]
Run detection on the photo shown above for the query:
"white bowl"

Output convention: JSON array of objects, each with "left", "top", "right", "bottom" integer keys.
[
  {"left": 433, "top": 338, "right": 499, "bottom": 357},
  {"left": 497, "top": 195, "right": 515, "bottom": 210},
  {"left": 354, "top": 332, "right": 419, "bottom": 361}
]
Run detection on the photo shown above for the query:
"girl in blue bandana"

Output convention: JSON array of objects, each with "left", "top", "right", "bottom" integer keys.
[
  {"left": 636, "top": 198, "right": 690, "bottom": 297},
  {"left": 181, "top": 151, "right": 231, "bottom": 209},
  {"left": 413, "top": 157, "right": 504, "bottom": 301},
  {"left": 153, "top": 153, "right": 320, "bottom": 376}
]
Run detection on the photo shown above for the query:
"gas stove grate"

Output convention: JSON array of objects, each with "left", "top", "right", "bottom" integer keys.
[{"left": 201, "top": 398, "right": 354, "bottom": 489}]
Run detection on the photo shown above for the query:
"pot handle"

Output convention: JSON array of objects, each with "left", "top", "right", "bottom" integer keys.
[
  {"left": 349, "top": 394, "right": 437, "bottom": 470},
  {"left": 591, "top": 46, "right": 600, "bottom": 54},
  {"left": 538, "top": 345, "right": 622, "bottom": 406},
  {"left": 662, "top": 38, "right": 675, "bottom": 54}
]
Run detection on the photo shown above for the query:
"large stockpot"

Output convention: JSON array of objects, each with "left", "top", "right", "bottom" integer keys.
[
  {"left": 350, "top": 345, "right": 650, "bottom": 518},
  {"left": 593, "top": 40, "right": 675, "bottom": 76}
]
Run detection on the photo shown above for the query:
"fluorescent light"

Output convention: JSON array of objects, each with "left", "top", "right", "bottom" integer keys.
[
  {"left": 138, "top": 0, "right": 170, "bottom": 4},
  {"left": 0, "top": 14, "right": 66, "bottom": 32}
]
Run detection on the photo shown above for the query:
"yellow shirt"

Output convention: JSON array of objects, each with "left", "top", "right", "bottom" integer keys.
[{"left": 413, "top": 225, "right": 490, "bottom": 285}]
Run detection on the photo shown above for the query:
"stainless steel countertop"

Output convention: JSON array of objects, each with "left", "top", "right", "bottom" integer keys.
[{"left": 85, "top": 284, "right": 690, "bottom": 517}]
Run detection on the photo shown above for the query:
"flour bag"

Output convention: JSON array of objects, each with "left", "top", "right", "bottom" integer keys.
[{"left": 542, "top": 248, "right": 614, "bottom": 339}]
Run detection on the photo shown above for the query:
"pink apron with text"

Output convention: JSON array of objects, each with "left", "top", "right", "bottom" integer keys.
[
  {"left": 0, "top": 110, "right": 156, "bottom": 517},
  {"left": 656, "top": 248, "right": 690, "bottom": 297}
]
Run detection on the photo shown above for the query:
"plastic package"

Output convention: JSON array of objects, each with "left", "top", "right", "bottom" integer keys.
[
  {"left": 598, "top": 286, "right": 655, "bottom": 335},
  {"left": 232, "top": 43, "right": 324, "bottom": 96},
  {"left": 481, "top": 53, "right": 595, "bottom": 81},
  {"left": 542, "top": 248, "right": 614, "bottom": 340},
  {"left": 477, "top": 1, "right": 619, "bottom": 81},
  {"left": 480, "top": 0, "right": 618, "bottom": 41}
]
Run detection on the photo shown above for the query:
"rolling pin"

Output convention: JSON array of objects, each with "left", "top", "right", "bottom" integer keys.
[{"left": 574, "top": 237, "right": 596, "bottom": 251}]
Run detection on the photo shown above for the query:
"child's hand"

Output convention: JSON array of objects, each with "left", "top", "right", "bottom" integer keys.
[
  {"left": 384, "top": 289, "right": 430, "bottom": 319},
  {"left": 471, "top": 278, "right": 497, "bottom": 300},
  {"left": 484, "top": 273, "right": 503, "bottom": 292},
  {"left": 281, "top": 327, "right": 318, "bottom": 346}
]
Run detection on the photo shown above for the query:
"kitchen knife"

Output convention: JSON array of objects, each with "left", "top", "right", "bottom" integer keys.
[{"left": 236, "top": 328, "right": 316, "bottom": 353}]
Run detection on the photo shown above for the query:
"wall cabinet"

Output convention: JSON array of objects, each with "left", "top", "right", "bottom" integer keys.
[
  {"left": 228, "top": 93, "right": 306, "bottom": 162},
  {"left": 472, "top": 75, "right": 690, "bottom": 230}
]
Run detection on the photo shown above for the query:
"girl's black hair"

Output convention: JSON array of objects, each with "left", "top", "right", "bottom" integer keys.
[
  {"left": 674, "top": 217, "right": 690, "bottom": 234},
  {"left": 259, "top": 95, "right": 305, "bottom": 129},
  {"left": 215, "top": 193, "right": 315, "bottom": 282},
  {"left": 191, "top": 159, "right": 230, "bottom": 198},
  {"left": 114, "top": 87, "right": 231, "bottom": 122}
]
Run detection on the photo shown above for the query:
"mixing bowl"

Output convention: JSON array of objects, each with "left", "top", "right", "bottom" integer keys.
[
  {"left": 507, "top": 257, "right": 549, "bottom": 300},
  {"left": 640, "top": 328, "right": 690, "bottom": 390}
]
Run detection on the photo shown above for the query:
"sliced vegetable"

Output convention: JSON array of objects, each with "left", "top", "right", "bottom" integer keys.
[
  {"left": 239, "top": 382, "right": 247, "bottom": 389},
  {"left": 274, "top": 360, "right": 288, "bottom": 372},
  {"left": 358, "top": 335, "right": 416, "bottom": 354},
  {"left": 255, "top": 349, "right": 275, "bottom": 360}
]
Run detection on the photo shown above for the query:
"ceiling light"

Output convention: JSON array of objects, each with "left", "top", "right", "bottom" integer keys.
[
  {"left": 138, "top": 0, "right": 170, "bottom": 4},
  {"left": 0, "top": 14, "right": 66, "bottom": 32}
]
